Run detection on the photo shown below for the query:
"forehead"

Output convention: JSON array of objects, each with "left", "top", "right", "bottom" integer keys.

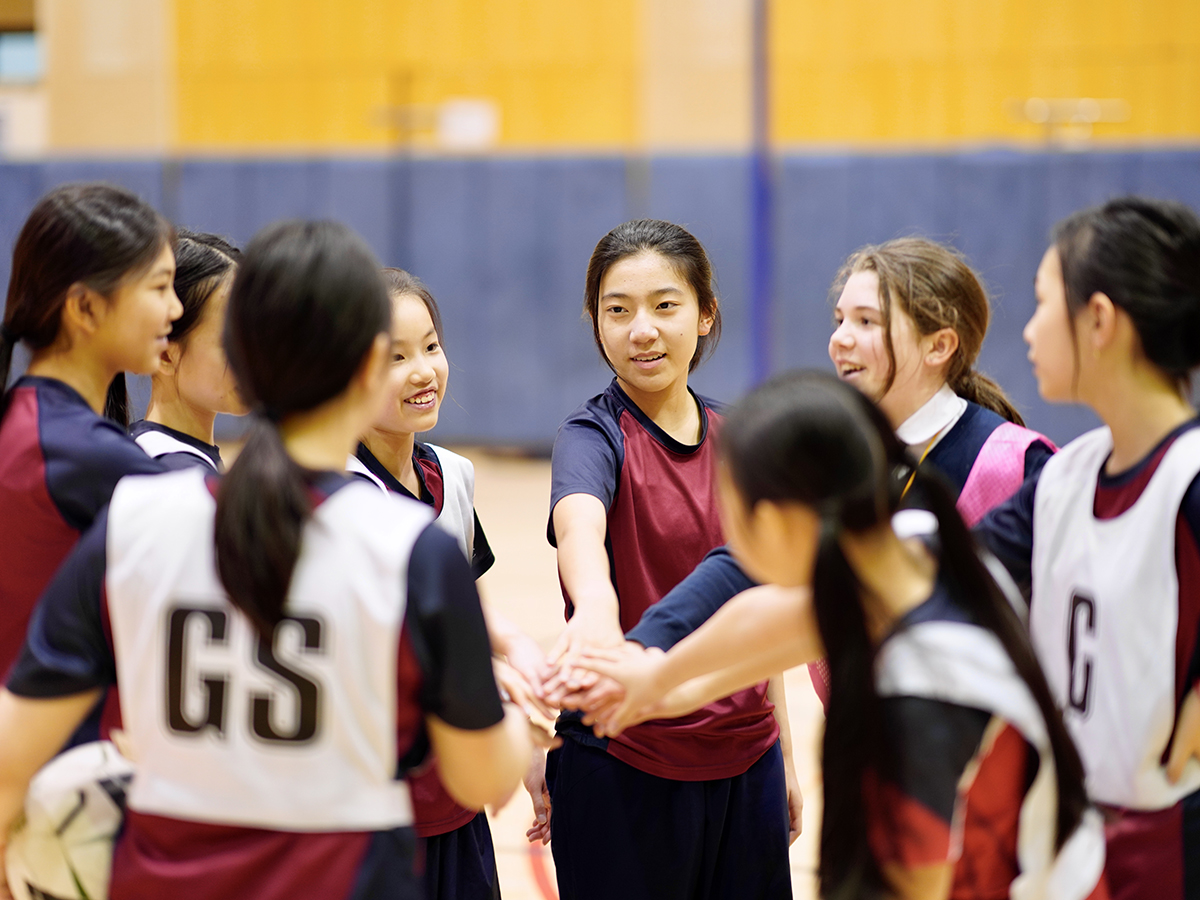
[
  {"left": 1035, "top": 246, "right": 1062, "bottom": 290},
  {"left": 836, "top": 270, "right": 881, "bottom": 309},
  {"left": 390, "top": 292, "right": 435, "bottom": 337},
  {"left": 600, "top": 250, "right": 691, "bottom": 296}
]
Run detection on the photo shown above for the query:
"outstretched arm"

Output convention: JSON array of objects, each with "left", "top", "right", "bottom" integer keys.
[{"left": 574, "top": 584, "right": 823, "bottom": 734}]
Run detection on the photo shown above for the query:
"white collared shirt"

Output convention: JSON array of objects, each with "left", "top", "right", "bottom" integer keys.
[{"left": 895, "top": 384, "right": 967, "bottom": 455}]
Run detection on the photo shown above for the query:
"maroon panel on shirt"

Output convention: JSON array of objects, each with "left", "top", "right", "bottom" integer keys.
[
  {"left": 1103, "top": 803, "right": 1185, "bottom": 900},
  {"left": 865, "top": 722, "right": 1030, "bottom": 898},
  {"left": 0, "top": 387, "right": 80, "bottom": 676},
  {"left": 110, "top": 811, "right": 368, "bottom": 900},
  {"left": 408, "top": 760, "right": 477, "bottom": 837},
  {"left": 602, "top": 408, "right": 779, "bottom": 780},
  {"left": 417, "top": 455, "right": 445, "bottom": 516}
]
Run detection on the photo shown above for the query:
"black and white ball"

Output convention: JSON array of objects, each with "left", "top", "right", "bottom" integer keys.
[{"left": 5, "top": 741, "right": 134, "bottom": 900}]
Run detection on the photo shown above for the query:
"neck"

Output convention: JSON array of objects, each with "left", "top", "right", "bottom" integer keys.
[
  {"left": 617, "top": 375, "right": 702, "bottom": 444},
  {"left": 1087, "top": 362, "right": 1194, "bottom": 474},
  {"left": 840, "top": 524, "right": 936, "bottom": 643},
  {"left": 25, "top": 349, "right": 116, "bottom": 415},
  {"left": 278, "top": 402, "right": 362, "bottom": 473},
  {"left": 362, "top": 428, "right": 419, "bottom": 493},
  {"left": 146, "top": 387, "right": 216, "bottom": 446}
]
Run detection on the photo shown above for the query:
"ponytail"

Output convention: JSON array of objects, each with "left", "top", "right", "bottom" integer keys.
[
  {"left": 214, "top": 417, "right": 312, "bottom": 636},
  {"left": 953, "top": 368, "right": 1026, "bottom": 426},
  {"left": 215, "top": 220, "right": 390, "bottom": 640},
  {"left": 104, "top": 373, "right": 130, "bottom": 427},
  {"left": 813, "top": 522, "right": 888, "bottom": 898}
]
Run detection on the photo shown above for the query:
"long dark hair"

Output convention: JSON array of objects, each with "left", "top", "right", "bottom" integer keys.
[
  {"left": 169, "top": 230, "right": 240, "bottom": 345},
  {"left": 1053, "top": 196, "right": 1200, "bottom": 389},
  {"left": 0, "top": 183, "right": 174, "bottom": 424},
  {"left": 583, "top": 219, "right": 722, "bottom": 373},
  {"left": 719, "top": 370, "right": 1089, "bottom": 898},
  {"left": 833, "top": 237, "right": 1026, "bottom": 425},
  {"left": 215, "top": 220, "right": 390, "bottom": 637}
]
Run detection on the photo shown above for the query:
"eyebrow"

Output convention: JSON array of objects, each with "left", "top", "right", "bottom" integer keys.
[
  {"left": 393, "top": 328, "right": 438, "bottom": 343},
  {"left": 601, "top": 287, "right": 684, "bottom": 301}
]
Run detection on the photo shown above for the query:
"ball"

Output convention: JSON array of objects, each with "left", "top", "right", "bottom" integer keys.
[{"left": 5, "top": 741, "right": 134, "bottom": 900}]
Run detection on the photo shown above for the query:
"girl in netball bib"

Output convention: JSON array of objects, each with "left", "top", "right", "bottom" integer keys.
[
  {"left": 0, "top": 220, "right": 531, "bottom": 900},
  {"left": 977, "top": 197, "right": 1200, "bottom": 900},
  {"left": 351, "top": 267, "right": 551, "bottom": 899},
  {"left": 129, "top": 230, "right": 245, "bottom": 471}
]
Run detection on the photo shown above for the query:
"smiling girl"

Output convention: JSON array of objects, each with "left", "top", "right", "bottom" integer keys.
[
  {"left": 350, "top": 268, "right": 552, "bottom": 900},
  {"left": 830, "top": 237, "right": 1054, "bottom": 523},
  {"left": 545, "top": 219, "right": 793, "bottom": 900},
  {"left": 0, "top": 183, "right": 178, "bottom": 709},
  {"left": 978, "top": 197, "right": 1200, "bottom": 900},
  {"left": 130, "top": 230, "right": 244, "bottom": 471}
]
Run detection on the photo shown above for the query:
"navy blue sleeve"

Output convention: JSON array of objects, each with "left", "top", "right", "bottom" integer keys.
[
  {"left": 154, "top": 451, "right": 212, "bottom": 473},
  {"left": 974, "top": 468, "right": 1040, "bottom": 599},
  {"left": 471, "top": 511, "right": 495, "bottom": 579},
  {"left": 1023, "top": 439, "right": 1055, "bottom": 481},
  {"left": 6, "top": 508, "right": 115, "bottom": 696},
  {"left": 625, "top": 546, "right": 756, "bottom": 650},
  {"left": 879, "top": 696, "right": 992, "bottom": 823},
  {"left": 405, "top": 524, "right": 505, "bottom": 731},
  {"left": 46, "top": 417, "right": 166, "bottom": 531},
  {"left": 547, "top": 402, "right": 623, "bottom": 547}
]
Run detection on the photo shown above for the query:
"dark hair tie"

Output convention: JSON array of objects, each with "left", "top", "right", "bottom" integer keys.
[
  {"left": 0, "top": 323, "right": 15, "bottom": 344},
  {"left": 258, "top": 405, "right": 285, "bottom": 423}
]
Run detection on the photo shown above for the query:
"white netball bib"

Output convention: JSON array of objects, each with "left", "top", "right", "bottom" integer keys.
[
  {"left": 105, "top": 469, "right": 433, "bottom": 831},
  {"left": 878, "top": 621, "right": 1106, "bottom": 900},
  {"left": 426, "top": 444, "right": 476, "bottom": 564},
  {"left": 1031, "top": 425, "right": 1200, "bottom": 809},
  {"left": 133, "top": 430, "right": 216, "bottom": 470},
  {"left": 346, "top": 445, "right": 476, "bottom": 564}
]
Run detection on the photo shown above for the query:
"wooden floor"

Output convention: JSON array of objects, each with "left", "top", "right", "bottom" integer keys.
[{"left": 467, "top": 451, "right": 825, "bottom": 900}]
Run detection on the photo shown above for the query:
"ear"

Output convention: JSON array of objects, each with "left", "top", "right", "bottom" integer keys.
[
  {"left": 61, "top": 282, "right": 102, "bottom": 337},
  {"left": 698, "top": 303, "right": 716, "bottom": 337},
  {"left": 1086, "top": 292, "right": 1119, "bottom": 352},
  {"left": 158, "top": 340, "right": 182, "bottom": 376},
  {"left": 922, "top": 327, "right": 959, "bottom": 370}
]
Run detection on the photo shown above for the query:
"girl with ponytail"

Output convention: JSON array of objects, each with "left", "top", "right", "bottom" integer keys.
[
  {"left": 977, "top": 197, "right": 1200, "bottom": 900},
  {"left": 0, "top": 219, "right": 532, "bottom": 900},
  {"left": 0, "top": 182, "right": 178, "bottom": 709},
  {"left": 829, "top": 236, "right": 1054, "bottom": 526},
  {"left": 572, "top": 371, "right": 1108, "bottom": 900}
]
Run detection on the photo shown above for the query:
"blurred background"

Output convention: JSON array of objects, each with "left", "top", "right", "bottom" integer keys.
[{"left": 1, "top": 0, "right": 1198, "bottom": 445}]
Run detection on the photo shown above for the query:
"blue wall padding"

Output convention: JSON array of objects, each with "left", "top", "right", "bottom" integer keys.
[{"left": 2, "top": 148, "right": 1198, "bottom": 447}]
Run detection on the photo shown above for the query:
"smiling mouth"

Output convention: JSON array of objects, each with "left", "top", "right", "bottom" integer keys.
[
  {"left": 632, "top": 354, "right": 665, "bottom": 363},
  {"left": 405, "top": 390, "right": 438, "bottom": 406},
  {"left": 837, "top": 364, "right": 865, "bottom": 377}
]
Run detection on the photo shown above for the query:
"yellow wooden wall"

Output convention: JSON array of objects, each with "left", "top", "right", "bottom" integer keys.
[
  {"left": 175, "top": 0, "right": 638, "bottom": 149},
  {"left": 169, "top": 0, "right": 1200, "bottom": 151},
  {"left": 771, "top": 0, "right": 1200, "bottom": 144}
]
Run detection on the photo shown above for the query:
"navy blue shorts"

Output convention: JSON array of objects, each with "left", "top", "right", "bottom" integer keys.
[
  {"left": 420, "top": 812, "right": 500, "bottom": 900},
  {"left": 546, "top": 737, "right": 791, "bottom": 900}
]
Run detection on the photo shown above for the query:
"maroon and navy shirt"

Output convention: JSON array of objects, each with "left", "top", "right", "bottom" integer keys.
[
  {"left": 129, "top": 420, "right": 223, "bottom": 472},
  {"left": 354, "top": 441, "right": 494, "bottom": 837},
  {"left": 7, "top": 471, "right": 503, "bottom": 900},
  {"left": 548, "top": 379, "right": 778, "bottom": 781},
  {"left": 0, "top": 376, "right": 164, "bottom": 696}
]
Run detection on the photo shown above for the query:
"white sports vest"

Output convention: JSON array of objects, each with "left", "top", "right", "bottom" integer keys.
[
  {"left": 877, "top": 620, "right": 1106, "bottom": 900},
  {"left": 134, "top": 430, "right": 217, "bottom": 470},
  {"left": 1031, "top": 425, "right": 1200, "bottom": 809},
  {"left": 105, "top": 469, "right": 433, "bottom": 831},
  {"left": 346, "top": 444, "right": 476, "bottom": 563}
]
